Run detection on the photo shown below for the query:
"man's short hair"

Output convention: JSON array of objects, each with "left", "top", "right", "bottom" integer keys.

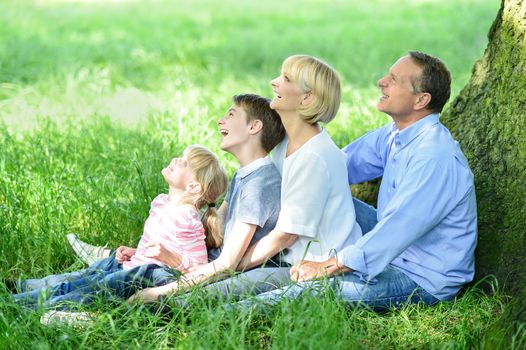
[
  {"left": 233, "top": 94, "right": 285, "bottom": 153},
  {"left": 408, "top": 51, "right": 451, "bottom": 113}
]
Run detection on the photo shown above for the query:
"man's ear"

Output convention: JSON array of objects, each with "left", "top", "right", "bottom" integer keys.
[
  {"left": 186, "top": 181, "right": 202, "bottom": 194},
  {"left": 414, "top": 92, "right": 432, "bottom": 111},
  {"left": 249, "top": 119, "right": 263, "bottom": 135},
  {"left": 301, "top": 91, "right": 314, "bottom": 106}
]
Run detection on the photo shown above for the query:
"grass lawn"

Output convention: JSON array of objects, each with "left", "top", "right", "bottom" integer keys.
[{"left": 1, "top": 0, "right": 517, "bottom": 349}]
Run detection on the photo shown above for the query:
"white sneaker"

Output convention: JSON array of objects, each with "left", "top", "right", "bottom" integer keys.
[
  {"left": 40, "top": 310, "right": 95, "bottom": 327},
  {"left": 66, "top": 233, "right": 109, "bottom": 266}
]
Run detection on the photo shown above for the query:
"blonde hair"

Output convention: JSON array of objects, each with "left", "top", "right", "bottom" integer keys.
[
  {"left": 281, "top": 55, "right": 341, "bottom": 124},
  {"left": 184, "top": 145, "right": 228, "bottom": 249}
]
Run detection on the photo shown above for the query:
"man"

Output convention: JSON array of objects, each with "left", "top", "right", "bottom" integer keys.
[{"left": 243, "top": 51, "right": 477, "bottom": 310}]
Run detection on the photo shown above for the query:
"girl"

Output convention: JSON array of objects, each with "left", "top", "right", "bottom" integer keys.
[{"left": 12, "top": 145, "right": 228, "bottom": 310}]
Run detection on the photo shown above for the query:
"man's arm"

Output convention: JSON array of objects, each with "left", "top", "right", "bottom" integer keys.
[
  {"left": 342, "top": 124, "right": 390, "bottom": 184},
  {"left": 340, "top": 157, "right": 460, "bottom": 280}
]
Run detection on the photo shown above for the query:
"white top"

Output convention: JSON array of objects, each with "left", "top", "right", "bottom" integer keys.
[{"left": 271, "top": 129, "right": 362, "bottom": 264}]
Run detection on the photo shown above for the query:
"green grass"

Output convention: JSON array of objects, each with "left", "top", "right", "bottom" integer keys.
[{"left": 1, "top": 0, "right": 519, "bottom": 348}]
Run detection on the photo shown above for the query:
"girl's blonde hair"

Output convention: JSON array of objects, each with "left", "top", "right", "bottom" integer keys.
[
  {"left": 282, "top": 55, "right": 341, "bottom": 124},
  {"left": 184, "top": 145, "right": 228, "bottom": 249}
]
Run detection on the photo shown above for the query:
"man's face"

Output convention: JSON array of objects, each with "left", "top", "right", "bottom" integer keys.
[
  {"left": 377, "top": 56, "right": 423, "bottom": 119},
  {"left": 217, "top": 104, "right": 252, "bottom": 153}
]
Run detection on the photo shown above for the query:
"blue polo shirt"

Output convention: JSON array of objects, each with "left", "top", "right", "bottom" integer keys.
[{"left": 208, "top": 157, "right": 281, "bottom": 261}]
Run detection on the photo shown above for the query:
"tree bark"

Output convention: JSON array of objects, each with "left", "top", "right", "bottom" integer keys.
[{"left": 441, "top": 0, "right": 526, "bottom": 344}]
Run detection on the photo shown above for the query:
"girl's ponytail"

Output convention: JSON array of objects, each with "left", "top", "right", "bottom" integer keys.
[{"left": 202, "top": 205, "right": 223, "bottom": 249}]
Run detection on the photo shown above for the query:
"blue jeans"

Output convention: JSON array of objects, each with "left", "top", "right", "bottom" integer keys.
[
  {"left": 162, "top": 267, "right": 292, "bottom": 311},
  {"left": 234, "top": 198, "right": 439, "bottom": 311},
  {"left": 235, "top": 266, "right": 438, "bottom": 311},
  {"left": 15, "top": 255, "right": 118, "bottom": 292},
  {"left": 12, "top": 256, "right": 180, "bottom": 310}
]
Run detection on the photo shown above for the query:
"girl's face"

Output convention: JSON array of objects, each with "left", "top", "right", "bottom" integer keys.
[
  {"left": 270, "top": 68, "right": 307, "bottom": 113},
  {"left": 161, "top": 154, "right": 196, "bottom": 190}
]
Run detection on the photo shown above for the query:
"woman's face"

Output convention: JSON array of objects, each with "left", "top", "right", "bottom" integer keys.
[{"left": 270, "top": 68, "right": 307, "bottom": 113}]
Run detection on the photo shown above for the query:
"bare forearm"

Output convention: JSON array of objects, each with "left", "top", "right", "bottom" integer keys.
[
  {"left": 324, "top": 257, "right": 352, "bottom": 277},
  {"left": 290, "top": 257, "right": 353, "bottom": 282},
  {"left": 180, "top": 261, "right": 233, "bottom": 288},
  {"left": 128, "top": 261, "right": 233, "bottom": 303},
  {"left": 237, "top": 230, "right": 297, "bottom": 271}
]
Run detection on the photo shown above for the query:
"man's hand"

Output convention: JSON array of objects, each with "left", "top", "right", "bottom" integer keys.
[
  {"left": 290, "top": 257, "right": 350, "bottom": 282},
  {"left": 144, "top": 241, "right": 182, "bottom": 268},
  {"left": 127, "top": 287, "right": 163, "bottom": 304},
  {"left": 116, "top": 246, "right": 136, "bottom": 263}
]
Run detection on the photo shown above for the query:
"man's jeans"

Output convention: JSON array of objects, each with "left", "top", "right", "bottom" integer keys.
[
  {"left": 12, "top": 256, "right": 179, "bottom": 310},
  {"left": 234, "top": 198, "right": 439, "bottom": 311}
]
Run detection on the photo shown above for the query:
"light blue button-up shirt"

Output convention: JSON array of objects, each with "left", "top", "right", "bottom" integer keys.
[{"left": 341, "top": 113, "right": 477, "bottom": 300}]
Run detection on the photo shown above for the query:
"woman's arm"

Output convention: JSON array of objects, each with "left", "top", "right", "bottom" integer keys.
[
  {"left": 236, "top": 228, "right": 297, "bottom": 271},
  {"left": 290, "top": 257, "right": 351, "bottom": 281}
]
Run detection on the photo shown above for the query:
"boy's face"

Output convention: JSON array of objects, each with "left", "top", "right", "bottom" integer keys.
[{"left": 217, "top": 104, "right": 252, "bottom": 154}]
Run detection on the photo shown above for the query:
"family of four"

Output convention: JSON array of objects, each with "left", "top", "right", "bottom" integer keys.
[{"left": 9, "top": 51, "right": 477, "bottom": 324}]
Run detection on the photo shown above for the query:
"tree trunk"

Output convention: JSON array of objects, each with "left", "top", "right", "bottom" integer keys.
[{"left": 441, "top": 0, "right": 526, "bottom": 344}]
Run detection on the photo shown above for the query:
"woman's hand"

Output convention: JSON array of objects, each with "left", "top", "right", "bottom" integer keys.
[
  {"left": 116, "top": 246, "right": 136, "bottom": 263},
  {"left": 143, "top": 241, "right": 183, "bottom": 268}
]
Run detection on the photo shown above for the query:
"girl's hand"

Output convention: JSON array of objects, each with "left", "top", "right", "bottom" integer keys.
[
  {"left": 116, "top": 246, "right": 136, "bottom": 263},
  {"left": 144, "top": 241, "right": 182, "bottom": 268}
]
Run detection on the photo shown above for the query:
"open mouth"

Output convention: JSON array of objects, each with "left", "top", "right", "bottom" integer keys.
[{"left": 220, "top": 129, "right": 229, "bottom": 136}]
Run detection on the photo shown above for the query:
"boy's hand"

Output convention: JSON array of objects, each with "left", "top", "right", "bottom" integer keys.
[
  {"left": 144, "top": 241, "right": 182, "bottom": 268},
  {"left": 127, "top": 287, "right": 162, "bottom": 304},
  {"left": 116, "top": 246, "right": 136, "bottom": 263}
]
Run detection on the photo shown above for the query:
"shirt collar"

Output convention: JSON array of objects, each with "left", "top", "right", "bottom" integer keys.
[
  {"left": 237, "top": 156, "right": 272, "bottom": 179},
  {"left": 397, "top": 113, "right": 439, "bottom": 147}
]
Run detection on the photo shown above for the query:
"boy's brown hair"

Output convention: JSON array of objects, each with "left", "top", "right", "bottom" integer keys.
[{"left": 233, "top": 94, "right": 285, "bottom": 153}]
